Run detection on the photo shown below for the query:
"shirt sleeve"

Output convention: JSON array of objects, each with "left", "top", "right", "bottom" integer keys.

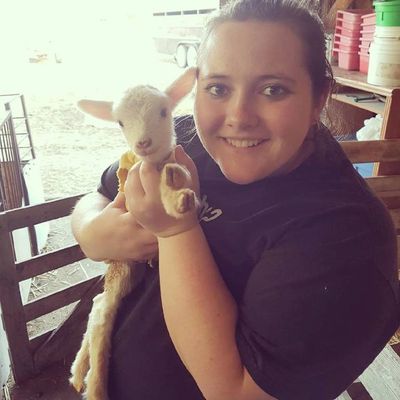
[
  {"left": 97, "top": 160, "right": 119, "bottom": 200},
  {"left": 236, "top": 208, "right": 399, "bottom": 400}
]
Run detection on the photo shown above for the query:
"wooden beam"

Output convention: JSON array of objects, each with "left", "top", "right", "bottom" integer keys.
[
  {"left": 340, "top": 139, "right": 400, "bottom": 163},
  {"left": 16, "top": 243, "right": 86, "bottom": 282},
  {"left": 0, "top": 214, "right": 35, "bottom": 382},
  {"left": 336, "top": 391, "right": 352, "bottom": 400},
  {"left": 24, "top": 275, "right": 103, "bottom": 322},
  {"left": 359, "top": 345, "right": 400, "bottom": 400},
  {"left": 33, "top": 276, "right": 104, "bottom": 371},
  {"left": 3, "top": 193, "right": 85, "bottom": 231},
  {"left": 377, "top": 90, "right": 400, "bottom": 175},
  {"left": 324, "top": 0, "right": 354, "bottom": 30},
  {"left": 366, "top": 176, "right": 400, "bottom": 193}
]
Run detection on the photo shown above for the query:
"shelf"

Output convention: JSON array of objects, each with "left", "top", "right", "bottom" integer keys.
[
  {"left": 332, "top": 66, "right": 400, "bottom": 96},
  {"left": 331, "top": 93, "right": 385, "bottom": 114}
]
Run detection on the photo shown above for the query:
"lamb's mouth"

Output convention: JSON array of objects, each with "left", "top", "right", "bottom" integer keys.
[{"left": 223, "top": 138, "right": 267, "bottom": 148}]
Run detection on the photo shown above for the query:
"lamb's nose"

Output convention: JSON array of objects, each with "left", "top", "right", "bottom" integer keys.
[{"left": 136, "top": 139, "right": 152, "bottom": 149}]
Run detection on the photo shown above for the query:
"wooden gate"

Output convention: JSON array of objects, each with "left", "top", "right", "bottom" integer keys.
[{"left": 0, "top": 194, "right": 103, "bottom": 383}]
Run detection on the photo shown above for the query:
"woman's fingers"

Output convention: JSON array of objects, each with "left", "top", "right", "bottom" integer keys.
[{"left": 174, "top": 145, "right": 200, "bottom": 193}]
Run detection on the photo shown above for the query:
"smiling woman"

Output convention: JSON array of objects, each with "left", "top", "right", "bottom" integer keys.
[
  {"left": 194, "top": 21, "right": 322, "bottom": 184},
  {"left": 70, "top": 1, "right": 400, "bottom": 399}
]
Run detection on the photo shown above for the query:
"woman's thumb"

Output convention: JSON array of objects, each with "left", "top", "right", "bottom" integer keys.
[
  {"left": 111, "top": 191, "right": 127, "bottom": 209},
  {"left": 174, "top": 145, "right": 200, "bottom": 193}
]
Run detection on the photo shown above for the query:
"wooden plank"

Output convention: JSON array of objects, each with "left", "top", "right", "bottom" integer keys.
[
  {"left": 397, "top": 236, "right": 400, "bottom": 271},
  {"left": 359, "top": 345, "right": 400, "bottom": 400},
  {"left": 335, "top": 391, "right": 352, "bottom": 400},
  {"left": 29, "top": 328, "right": 53, "bottom": 353},
  {"left": 389, "top": 209, "right": 400, "bottom": 231},
  {"left": 323, "top": 0, "right": 354, "bottom": 30},
  {"left": 331, "top": 93, "right": 385, "bottom": 115},
  {"left": 366, "top": 176, "right": 400, "bottom": 193},
  {"left": 377, "top": 90, "right": 400, "bottom": 175},
  {"left": 375, "top": 190, "right": 400, "bottom": 210},
  {"left": 33, "top": 276, "right": 104, "bottom": 371},
  {"left": 333, "top": 66, "right": 398, "bottom": 97},
  {"left": 340, "top": 139, "right": 400, "bottom": 164},
  {"left": 16, "top": 243, "right": 86, "bottom": 282},
  {"left": 2, "top": 193, "right": 85, "bottom": 231},
  {"left": 24, "top": 275, "right": 103, "bottom": 322},
  {"left": 0, "top": 215, "right": 35, "bottom": 382}
]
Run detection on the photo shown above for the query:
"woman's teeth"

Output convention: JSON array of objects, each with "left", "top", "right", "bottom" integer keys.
[{"left": 224, "top": 138, "right": 264, "bottom": 148}]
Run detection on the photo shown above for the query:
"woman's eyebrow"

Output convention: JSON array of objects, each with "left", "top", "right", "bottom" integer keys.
[
  {"left": 200, "top": 73, "right": 296, "bottom": 83},
  {"left": 257, "top": 74, "right": 296, "bottom": 83},
  {"left": 201, "top": 74, "right": 229, "bottom": 80}
]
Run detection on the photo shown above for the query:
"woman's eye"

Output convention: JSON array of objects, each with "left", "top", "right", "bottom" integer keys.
[
  {"left": 206, "top": 84, "right": 228, "bottom": 97},
  {"left": 262, "top": 85, "right": 287, "bottom": 97}
]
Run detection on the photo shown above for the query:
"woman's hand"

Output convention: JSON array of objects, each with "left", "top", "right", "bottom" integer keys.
[
  {"left": 72, "top": 191, "right": 158, "bottom": 262},
  {"left": 124, "top": 146, "right": 200, "bottom": 238}
]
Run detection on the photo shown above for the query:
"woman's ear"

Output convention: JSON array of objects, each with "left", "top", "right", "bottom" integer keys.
[
  {"left": 77, "top": 100, "right": 115, "bottom": 121},
  {"left": 165, "top": 67, "right": 197, "bottom": 109}
]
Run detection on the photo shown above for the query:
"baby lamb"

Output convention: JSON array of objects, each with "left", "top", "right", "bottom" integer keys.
[{"left": 69, "top": 68, "right": 197, "bottom": 400}]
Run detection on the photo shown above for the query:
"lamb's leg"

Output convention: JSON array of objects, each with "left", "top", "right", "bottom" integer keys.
[
  {"left": 69, "top": 329, "right": 90, "bottom": 393},
  {"left": 161, "top": 163, "right": 196, "bottom": 217},
  {"left": 84, "top": 298, "right": 120, "bottom": 400},
  {"left": 69, "top": 294, "right": 104, "bottom": 393},
  {"left": 84, "top": 264, "right": 132, "bottom": 400}
]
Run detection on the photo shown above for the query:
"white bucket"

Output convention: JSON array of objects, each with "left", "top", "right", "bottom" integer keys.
[
  {"left": 367, "top": 39, "right": 400, "bottom": 86},
  {"left": 375, "top": 25, "right": 400, "bottom": 39}
]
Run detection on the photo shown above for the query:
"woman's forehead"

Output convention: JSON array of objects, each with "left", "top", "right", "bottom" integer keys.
[{"left": 200, "top": 20, "right": 307, "bottom": 78}]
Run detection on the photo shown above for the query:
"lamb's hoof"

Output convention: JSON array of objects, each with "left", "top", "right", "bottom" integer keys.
[
  {"left": 69, "top": 376, "right": 85, "bottom": 393},
  {"left": 164, "top": 164, "right": 186, "bottom": 190},
  {"left": 176, "top": 189, "right": 195, "bottom": 214}
]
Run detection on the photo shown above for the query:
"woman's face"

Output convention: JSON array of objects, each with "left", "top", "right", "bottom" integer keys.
[{"left": 194, "top": 20, "right": 324, "bottom": 184}]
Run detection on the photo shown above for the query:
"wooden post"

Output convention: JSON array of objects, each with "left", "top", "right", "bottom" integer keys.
[
  {"left": 0, "top": 213, "right": 35, "bottom": 382},
  {"left": 377, "top": 89, "right": 400, "bottom": 176}
]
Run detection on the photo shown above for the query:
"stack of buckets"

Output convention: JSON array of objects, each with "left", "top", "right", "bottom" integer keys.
[
  {"left": 368, "top": 0, "right": 400, "bottom": 86},
  {"left": 359, "top": 13, "right": 376, "bottom": 73},
  {"left": 333, "top": 9, "right": 372, "bottom": 71}
]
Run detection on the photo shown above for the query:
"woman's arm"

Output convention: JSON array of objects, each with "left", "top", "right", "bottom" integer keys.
[
  {"left": 124, "top": 148, "right": 275, "bottom": 400},
  {"left": 71, "top": 191, "right": 158, "bottom": 262}
]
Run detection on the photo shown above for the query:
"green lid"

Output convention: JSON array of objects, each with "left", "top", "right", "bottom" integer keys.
[{"left": 374, "top": 0, "right": 400, "bottom": 26}]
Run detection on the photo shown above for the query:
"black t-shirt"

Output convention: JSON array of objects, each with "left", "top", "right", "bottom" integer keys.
[{"left": 98, "top": 116, "right": 400, "bottom": 400}]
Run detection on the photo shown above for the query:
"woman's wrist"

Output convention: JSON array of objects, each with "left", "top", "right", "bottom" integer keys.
[{"left": 156, "top": 219, "right": 200, "bottom": 239}]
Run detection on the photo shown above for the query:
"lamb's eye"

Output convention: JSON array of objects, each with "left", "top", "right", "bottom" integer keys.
[
  {"left": 118, "top": 120, "right": 124, "bottom": 128},
  {"left": 160, "top": 108, "right": 167, "bottom": 118}
]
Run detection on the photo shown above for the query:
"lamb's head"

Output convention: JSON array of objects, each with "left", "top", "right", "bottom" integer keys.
[
  {"left": 113, "top": 86, "right": 174, "bottom": 163},
  {"left": 77, "top": 68, "right": 197, "bottom": 164}
]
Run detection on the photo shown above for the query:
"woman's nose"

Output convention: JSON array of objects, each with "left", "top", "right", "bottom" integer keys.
[{"left": 226, "top": 93, "right": 258, "bottom": 130}]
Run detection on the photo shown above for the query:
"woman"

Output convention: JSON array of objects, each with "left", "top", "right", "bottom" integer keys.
[{"left": 72, "top": 0, "right": 400, "bottom": 399}]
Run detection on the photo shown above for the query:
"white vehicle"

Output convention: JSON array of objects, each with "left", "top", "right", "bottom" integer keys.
[{"left": 151, "top": 0, "right": 228, "bottom": 67}]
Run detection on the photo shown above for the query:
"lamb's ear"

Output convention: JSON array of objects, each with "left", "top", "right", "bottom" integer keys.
[
  {"left": 77, "top": 100, "right": 115, "bottom": 121},
  {"left": 165, "top": 67, "right": 197, "bottom": 109}
]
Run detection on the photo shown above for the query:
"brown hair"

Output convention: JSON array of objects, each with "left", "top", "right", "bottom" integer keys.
[{"left": 197, "top": 0, "right": 334, "bottom": 102}]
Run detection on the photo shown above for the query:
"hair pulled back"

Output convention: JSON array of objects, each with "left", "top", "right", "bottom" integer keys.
[{"left": 197, "top": 0, "right": 333, "bottom": 101}]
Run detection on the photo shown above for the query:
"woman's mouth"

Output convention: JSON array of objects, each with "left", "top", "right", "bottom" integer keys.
[{"left": 223, "top": 138, "right": 267, "bottom": 148}]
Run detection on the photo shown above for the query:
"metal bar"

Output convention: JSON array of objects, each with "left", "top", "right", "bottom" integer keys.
[{"left": 20, "top": 94, "right": 35, "bottom": 159}]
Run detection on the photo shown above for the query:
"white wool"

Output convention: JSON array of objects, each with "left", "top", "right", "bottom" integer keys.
[{"left": 112, "top": 85, "right": 175, "bottom": 163}]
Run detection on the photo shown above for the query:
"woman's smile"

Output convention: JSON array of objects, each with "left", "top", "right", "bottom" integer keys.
[
  {"left": 220, "top": 137, "right": 268, "bottom": 149},
  {"left": 194, "top": 20, "right": 322, "bottom": 184}
]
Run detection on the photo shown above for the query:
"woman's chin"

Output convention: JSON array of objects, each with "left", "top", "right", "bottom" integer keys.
[{"left": 219, "top": 166, "right": 268, "bottom": 185}]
